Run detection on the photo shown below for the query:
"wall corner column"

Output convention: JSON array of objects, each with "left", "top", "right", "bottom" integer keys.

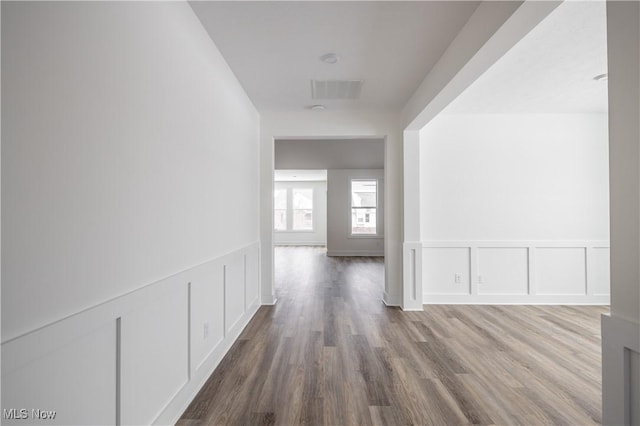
[
  {"left": 402, "top": 129, "right": 423, "bottom": 310},
  {"left": 602, "top": 2, "right": 640, "bottom": 424},
  {"left": 260, "top": 131, "right": 276, "bottom": 305}
]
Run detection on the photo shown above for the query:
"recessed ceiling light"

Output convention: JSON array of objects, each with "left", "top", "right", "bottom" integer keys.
[
  {"left": 320, "top": 53, "right": 340, "bottom": 64},
  {"left": 310, "top": 104, "right": 326, "bottom": 111},
  {"left": 593, "top": 73, "right": 608, "bottom": 82}
]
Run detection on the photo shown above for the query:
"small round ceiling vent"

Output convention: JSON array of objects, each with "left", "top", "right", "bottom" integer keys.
[{"left": 320, "top": 53, "right": 340, "bottom": 64}]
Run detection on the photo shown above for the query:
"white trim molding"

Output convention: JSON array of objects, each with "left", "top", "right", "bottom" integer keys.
[
  {"left": 403, "top": 242, "right": 424, "bottom": 310},
  {"left": 601, "top": 314, "right": 640, "bottom": 426}
]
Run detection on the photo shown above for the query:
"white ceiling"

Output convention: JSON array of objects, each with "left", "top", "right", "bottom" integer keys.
[
  {"left": 275, "top": 170, "right": 327, "bottom": 182},
  {"left": 190, "top": 1, "right": 480, "bottom": 112},
  {"left": 443, "top": 1, "right": 609, "bottom": 115}
]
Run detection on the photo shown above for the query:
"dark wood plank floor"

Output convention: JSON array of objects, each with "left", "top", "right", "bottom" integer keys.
[{"left": 178, "top": 246, "right": 608, "bottom": 425}]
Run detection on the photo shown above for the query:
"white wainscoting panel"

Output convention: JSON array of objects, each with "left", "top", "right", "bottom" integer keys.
[
  {"left": 1, "top": 242, "right": 261, "bottom": 426},
  {"left": 535, "top": 247, "right": 586, "bottom": 295},
  {"left": 477, "top": 248, "right": 529, "bottom": 295},
  {"left": 120, "top": 281, "right": 189, "bottom": 426},
  {"left": 2, "top": 321, "right": 116, "bottom": 425},
  {"left": 224, "top": 255, "right": 246, "bottom": 335},
  {"left": 423, "top": 247, "right": 470, "bottom": 295},
  {"left": 422, "top": 241, "right": 609, "bottom": 304},
  {"left": 591, "top": 247, "right": 611, "bottom": 296},
  {"left": 245, "top": 246, "right": 260, "bottom": 311},
  {"left": 190, "top": 260, "right": 225, "bottom": 372}
]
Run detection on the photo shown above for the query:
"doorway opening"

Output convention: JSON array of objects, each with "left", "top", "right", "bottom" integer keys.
[{"left": 272, "top": 137, "right": 386, "bottom": 299}]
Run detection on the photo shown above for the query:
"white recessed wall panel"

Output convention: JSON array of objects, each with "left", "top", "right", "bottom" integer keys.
[
  {"left": 225, "top": 256, "right": 246, "bottom": 334},
  {"left": 536, "top": 248, "right": 586, "bottom": 295},
  {"left": 423, "top": 248, "right": 470, "bottom": 295},
  {"left": 190, "top": 261, "right": 225, "bottom": 371},
  {"left": 121, "top": 283, "right": 189, "bottom": 425},
  {"left": 478, "top": 248, "right": 529, "bottom": 295},
  {"left": 245, "top": 247, "right": 260, "bottom": 310},
  {"left": 1, "top": 322, "right": 116, "bottom": 425},
  {"left": 591, "top": 247, "right": 611, "bottom": 296}
]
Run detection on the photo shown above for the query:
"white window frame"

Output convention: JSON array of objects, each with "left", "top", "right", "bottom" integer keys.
[
  {"left": 291, "top": 187, "right": 314, "bottom": 232},
  {"left": 273, "top": 188, "right": 288, "bottom": 232},
  {"left": 349, "top": 178, "right": 379, "bottom": 238},
  {"left": 274, "top": 185, "right": 315, "bottom": 233}
]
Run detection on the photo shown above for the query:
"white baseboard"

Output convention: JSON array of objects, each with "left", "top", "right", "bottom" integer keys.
[
  {"left": 274, "top": 242, "right": 326, "bottom": 246},
  {"left": 327, "top": 250, "right": 384, "bottom": 257},
  {"left": 424, "top": 294, "right": 610, "bottom": 304},
  {"left": 382, "top": 291, "right": 400, "bottom": 307}
]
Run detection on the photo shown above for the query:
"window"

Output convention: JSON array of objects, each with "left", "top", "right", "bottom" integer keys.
[
  {"left": 292, "top": 188, "right": 313, "bottom": 230},
  {"left": 274, "top": 186, "right": 314, "bottom": 231},
  {"left": 274, "top": 188, "right": 287, "bottom": 231},
  {"left": 351, "top": 179, "right": 377, "bottom": 235}
]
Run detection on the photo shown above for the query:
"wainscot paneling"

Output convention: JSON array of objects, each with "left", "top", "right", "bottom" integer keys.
[
  {"left": 422, "top": 247, "right": 470, "bottom": 295},
  {"left": 224, "top": 255, "right": 246, "bottom": 335},
  {"left": 190, "top": 260, "right": 225, "bottom": 372},
  {"left": 591, "top": 247, "right": 611, "bottom": 296},
  {"left": 121, "top": 282, "right": 189, "bottom": 425},
  {"left": 2, "top": 321, "right": 117, "bottom": 425},
  {"left": 1, "top": 242, "right": 261, "bottom": 426},
  {"left": 422, "top": 241, "right": 609, "bottom": 304},
  {"left": 477, "top": 247, "right": 529, "bottom": 295},
  {"left": 535, "top": 247, "right": 586, "bottom": 295},
  {"left": 245, "top": 246, "right": 260, "bottom": 311}
]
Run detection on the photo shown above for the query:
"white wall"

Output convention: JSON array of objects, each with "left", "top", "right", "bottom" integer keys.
[
  {"left": 2, "top": 2, "right": 260, "bottom": 424},
  {"left": 327, "top": 169, "right": 384, "bottom": 257},
  {"left": 274, "top": 180, "right": 327, "bottom": 246},
  {"left": 275, "top": 138, "right": 384, "bottom": 170},
  {"left": 261, "top": 111, "right": 402, "bottom": 306},
  {"left": 419, "top": 113, "right": 610, "bottom": 303},
  {"left": 601, "top": 3, "right": 640, "bottom": 425}
]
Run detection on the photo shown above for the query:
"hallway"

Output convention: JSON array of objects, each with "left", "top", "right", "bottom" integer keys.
[{"left": 179, "top": 247, "right": 606, "bottom": 425}]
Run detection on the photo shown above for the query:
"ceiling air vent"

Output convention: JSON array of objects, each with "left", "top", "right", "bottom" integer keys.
[{"left": 311, "top": 80, "right": 363, "bottom": 100}]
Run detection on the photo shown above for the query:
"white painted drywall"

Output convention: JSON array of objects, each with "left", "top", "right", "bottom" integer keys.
[
  {"left": 1, "top": 1, "right": 260, "bottom": 340},
  {"left": 261, "top": 111, "right": 402, "bottom": 305},
  {"left": 274, "top": 180, "right": 327, "bottom": 246},
  {"left": 275, "top": 139, "right": 384, "bottom": 170},
  {"left": 327, "top": 169, "right": 384, "bottom": 256},
  {"left": 420, "top": 113, "right": 609, "bottom": 241}
]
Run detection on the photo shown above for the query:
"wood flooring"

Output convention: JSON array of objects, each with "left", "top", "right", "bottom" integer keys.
[{"left": 178, "top": 246, "right": 608, "bottom": 425}]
